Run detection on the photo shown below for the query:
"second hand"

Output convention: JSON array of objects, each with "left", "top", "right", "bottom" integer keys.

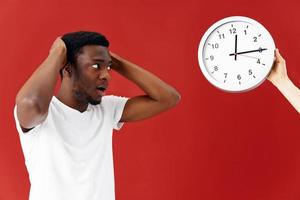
[{"left": 238, "top": 54, "right": 260, "bottom": 59}]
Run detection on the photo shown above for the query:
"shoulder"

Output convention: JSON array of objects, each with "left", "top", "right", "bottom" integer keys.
[
  {"left": 99, "top": 95, "right": 129, "bottom": 118},
  {"left": 101, "top": 95, "right": 129, "bottom": 107}
]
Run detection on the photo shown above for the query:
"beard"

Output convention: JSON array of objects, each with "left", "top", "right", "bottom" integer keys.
[
  {"left": 73, "top": 89, "right": 102, "bottom": 106},
  {"left": 87, "top": 96, "right": 101, "bottom": 105},
  {"left": 71, "top": 68, "right": 103, "bottom": 106}
]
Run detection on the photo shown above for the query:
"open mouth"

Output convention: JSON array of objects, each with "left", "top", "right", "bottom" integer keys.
[
  {"left": 96, "top": 86, "right": 106, "bottom": 92},
  {"left": 96, "top": 84, "right": 108, "bottom": 96}
]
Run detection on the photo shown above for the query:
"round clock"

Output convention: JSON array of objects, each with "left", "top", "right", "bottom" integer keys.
[{"left": 198, "top": 16, "right": 275, "bottom": 92}]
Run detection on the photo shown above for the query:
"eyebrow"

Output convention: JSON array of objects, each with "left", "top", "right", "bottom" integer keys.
[{"left": 93, "top": 59, "right": 112, "bottom": 64}]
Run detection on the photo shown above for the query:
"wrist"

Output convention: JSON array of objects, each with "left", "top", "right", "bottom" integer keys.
[
  {"left": 274, "top": 76, "right": 291, "bottom": 91},
  {"left": 50, "top": 43, "right": 66, "bottom": 54},
  {"left": 46, "top": 50, "right": 66, "bottom": 72},
  {"left": 48, "top": 48, "right": 66, "bottom": 66},
  {"left": 111, "top": 54, "right": 125, "bottom": 71}
]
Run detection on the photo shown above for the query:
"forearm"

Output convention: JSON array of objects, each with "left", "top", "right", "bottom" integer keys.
[
  {"left": 16, "top": 49, "right": 65, "bottom": 113},
  {"left": 112, "top": 54, "right": 180, "bottom": 104},
  {"left": 274, "top": 77, "right": 300, "bottom": 114}
]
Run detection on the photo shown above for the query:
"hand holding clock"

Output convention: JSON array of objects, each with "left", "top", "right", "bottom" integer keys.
[
  {"left": 268, "top": 49, "right": 300, "bottom": 114},
  {"left": 267, "top": 49, "right": 288, "bottom": 86}
]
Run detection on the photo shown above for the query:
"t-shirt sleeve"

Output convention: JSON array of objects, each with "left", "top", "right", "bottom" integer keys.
[
  {"left": 110, "top": 96, "right": 129, "bottom": 130},
  {"left": 13, "top": 105, "right": 42, "bottom": 169}
]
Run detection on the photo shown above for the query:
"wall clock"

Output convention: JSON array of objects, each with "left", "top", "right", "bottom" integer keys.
[{"left": 198, "top": 16, "right": 275, "bottom": 92}]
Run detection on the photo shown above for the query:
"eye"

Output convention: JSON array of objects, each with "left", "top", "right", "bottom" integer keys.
[
  {"left": 91, "top": 64, "right": 99, "bottom": 69},
  {"left": 91, "top": 63, "right": 111, "bottom": 70}
]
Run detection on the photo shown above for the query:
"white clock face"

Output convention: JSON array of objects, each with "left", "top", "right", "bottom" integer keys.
[{"left": 198, "top": 16, "right": 275, "bottom": 92}]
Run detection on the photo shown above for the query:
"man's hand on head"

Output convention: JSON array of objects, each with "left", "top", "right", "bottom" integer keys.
[
  {"left": 49, "top": 37, "right": 67, "bottom": 67},
  {"left": 109, "top": 51, "right": 124, "bottom": 72},
  {"left": 107, "top": 51, "right": 180, "bottom": 122}
]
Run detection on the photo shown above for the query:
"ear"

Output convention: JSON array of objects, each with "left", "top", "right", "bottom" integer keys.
[{"left": 62, "top": 63, "right": 73, "bottom": 78}]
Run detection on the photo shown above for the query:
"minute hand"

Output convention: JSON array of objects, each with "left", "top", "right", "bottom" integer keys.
[{"left": 229, "top": 48, "right": 267, "bottom": 56}]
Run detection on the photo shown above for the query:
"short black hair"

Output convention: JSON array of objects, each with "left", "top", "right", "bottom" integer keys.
[{"left": 60, "top": 31, "right": 110, "bottom": 78}]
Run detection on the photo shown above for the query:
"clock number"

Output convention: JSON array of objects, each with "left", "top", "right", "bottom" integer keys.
[
  {"left": 253, "top": 37, "right": 258, "bottom": 42},
  {"left": 218, "top": 34, "right": 225, "bottom": 39},
  {"left": 214, "top": 66, "right": 218, "bottom": 71},
  {"left": 210, "top": 55, "right": 214, "bottom": 61},
  {"left": 212, "top": 43, "right": 219, "bottom": 49},
  {"left": 257, "top": 59, "right": 261, "bottom": 64},
  {"left": 248, "top": 69, "right": 253, "bottom": 75},
  {"left": 237, "top": 74, "right": 241, "bottom": 80},
  {"left": 229, "top": 28, "right": 236, "bottom": 34},
  {"left": 244, "top": 30, "right": 247, "bottom": 35},
  {"left": 224, "top": 73, "right": 228, "bottom": 78}
]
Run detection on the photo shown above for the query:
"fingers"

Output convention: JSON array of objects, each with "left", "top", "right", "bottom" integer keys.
[
  {"left": 275, "top": 48, "right": 285, "bottom": 63},
  {"left": 109, "top": 51, "right": 117, "bottom": 58}
]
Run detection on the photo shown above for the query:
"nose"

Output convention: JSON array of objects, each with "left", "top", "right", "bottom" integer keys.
[{"left": 99, "top": 67, "right": 111, "bottom": 82}]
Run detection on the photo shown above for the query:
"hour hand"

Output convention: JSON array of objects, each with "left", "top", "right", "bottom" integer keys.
[
  {"left": 229, "top": 47, "right": 267, "bottom": 56},
  {"left": 234, "top": 34, "right": 237, "bottom": 61}
]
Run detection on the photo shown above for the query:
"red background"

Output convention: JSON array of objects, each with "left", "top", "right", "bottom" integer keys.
[{"left": 1, "top": 0, "right": 300, "bottom": 199}]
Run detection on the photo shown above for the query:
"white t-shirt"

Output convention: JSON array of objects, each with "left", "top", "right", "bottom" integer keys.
[{"left": 14, "top": 95, "right": 128, "bottom": 200}]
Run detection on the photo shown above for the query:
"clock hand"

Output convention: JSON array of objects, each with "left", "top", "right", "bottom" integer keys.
[
  {"left": 234, "top": 34, "right": 237, "bottom": 61},
  {"left": 229, "top": 47, "right": 267, "bottom": 56},
  {"left": 239, "top": 54, "right": 260, "bottom": 59}
]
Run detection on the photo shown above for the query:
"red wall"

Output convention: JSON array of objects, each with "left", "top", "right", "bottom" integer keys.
[{"left": 1, "top": 0, "right": 300, "bottom": 199}]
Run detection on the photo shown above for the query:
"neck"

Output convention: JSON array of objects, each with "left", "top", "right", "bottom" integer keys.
[{"left": 56, "top": 82, "right": 88, "bottom": 113}]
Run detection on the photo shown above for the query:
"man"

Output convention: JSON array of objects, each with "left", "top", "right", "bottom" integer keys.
[
  {"left": 268, "top": 49, "right": 300, "bottom": 114},
  {"left": 14, "top": 31, "right": 180, "bottom": 200}
]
